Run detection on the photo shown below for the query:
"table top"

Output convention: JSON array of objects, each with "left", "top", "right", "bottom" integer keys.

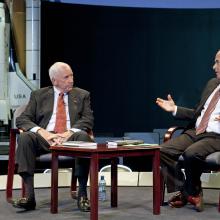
[{"left": 50, "top": 143, "right": 160, "bottom": 153}]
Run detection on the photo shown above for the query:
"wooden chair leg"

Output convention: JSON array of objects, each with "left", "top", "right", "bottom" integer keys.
[
  {"left": 6, "top": 160, "right": 15, "bottom": 202},
  {"left": 6, "top": 129, "right": 25, "bottom": 202},
  {"left": 6, "top": 129, "right": 17, "bottom": 202}
]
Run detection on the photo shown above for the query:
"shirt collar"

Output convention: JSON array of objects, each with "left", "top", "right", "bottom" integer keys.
[{"left": 53, "top": 86, "right": 67, "bottom": 96}]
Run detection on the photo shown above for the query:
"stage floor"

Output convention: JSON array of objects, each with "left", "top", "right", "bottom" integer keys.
[{"left": 0, "top": 187, "right": 219, "bottom": 220}]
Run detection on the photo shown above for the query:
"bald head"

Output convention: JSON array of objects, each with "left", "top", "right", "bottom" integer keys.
[
  {"left": 49, "top": 62, "right": 73, "bottom": 81},
  {"left": 49, "top": 62, "right": 74, "bottom": 93}
]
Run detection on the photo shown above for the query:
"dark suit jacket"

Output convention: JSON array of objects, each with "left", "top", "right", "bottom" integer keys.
[
  {"left": 175, "top": 77, "right": 220, "bottom": 137},
  {"left": 16, "top": 86, "right": 94, "bottom": 132}
]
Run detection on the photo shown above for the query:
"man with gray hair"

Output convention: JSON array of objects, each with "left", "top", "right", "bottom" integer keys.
[{"left": 12, "top": 62, "right": 94, "bottom": 212}]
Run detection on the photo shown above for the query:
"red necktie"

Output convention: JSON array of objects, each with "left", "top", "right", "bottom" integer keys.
[
  {"left": 196, "top": 89, "right": 220, "bottom": 135},
  {"left": 54, "top": 93, "right": 67, "bottom": 133}
]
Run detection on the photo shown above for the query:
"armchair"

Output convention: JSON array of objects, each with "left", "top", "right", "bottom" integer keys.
[
  {"left": 161, "top": 126, "right": 220, "bottom": 212},
  {"left": 6, "top": 104, "right": 94, "bottom": 203},
  {"left": 6, "top": 128, "right": 78, "bottom": 202}
]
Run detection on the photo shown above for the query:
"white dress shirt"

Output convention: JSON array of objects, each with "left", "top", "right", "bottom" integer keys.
[
  {"left": 31, "top": 87, "right": 80, "bottom": 133},
  {"left": 173, "top": 84, "right": 220, "bottom": 134},
  {"left": 195, "top": 85, "right": 220, "bottom": 134}
]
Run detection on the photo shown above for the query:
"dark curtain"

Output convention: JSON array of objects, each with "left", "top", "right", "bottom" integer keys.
[{"left": 41, "top": 2, "right": 220, "bottom": 136}]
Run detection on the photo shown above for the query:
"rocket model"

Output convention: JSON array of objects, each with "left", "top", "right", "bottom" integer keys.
[
  {"left": 26, "top": 0, "right": 40, "bottom": 87},
  {"left": 0, "top": 2, "right": 10, "bottom": 125},
  {"left": 0, "top": 0, "right": 40, "bottom": 126}
]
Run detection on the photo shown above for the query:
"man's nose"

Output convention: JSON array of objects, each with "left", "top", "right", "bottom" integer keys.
[{"left": 68, "top": 77, "right": 73, "bottom": 83}]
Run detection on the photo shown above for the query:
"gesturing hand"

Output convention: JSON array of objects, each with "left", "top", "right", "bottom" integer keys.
[{"left": 156, "top": 94, "right": 176, "bottom": 113}]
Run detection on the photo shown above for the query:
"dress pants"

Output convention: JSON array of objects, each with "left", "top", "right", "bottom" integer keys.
[
  {"left": 16, "top": 130, "right": 91, "bottom": 192},
  {"left": 160, "top": 129, "right": 220, "bottom": 196}
]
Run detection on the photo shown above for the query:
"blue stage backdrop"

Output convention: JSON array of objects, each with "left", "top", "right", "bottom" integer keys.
[{"left": 47, "top": 0, "right": 220, "bottom": 9}]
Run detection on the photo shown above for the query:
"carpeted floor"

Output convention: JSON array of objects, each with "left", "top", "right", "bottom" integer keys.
[{"left": 0, "top": 186, "right": 219, "bottom": 220}]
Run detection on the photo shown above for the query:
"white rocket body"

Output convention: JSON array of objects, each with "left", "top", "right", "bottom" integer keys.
[
  {"left": 0, "top": 0, "right": 40, "bottom": 124},
  {"left": 8, "top": 0, "right": 39, "bottom": 111},
  {"left": 26, "top": 0, "right": 40, "bottom": 88},
  {"left": 0, "top": 2, "right": 10, "bottom": 124}
]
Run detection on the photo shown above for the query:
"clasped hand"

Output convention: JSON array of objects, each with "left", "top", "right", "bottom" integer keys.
[{"left": 37, "top": 129, "right": 73, "bottom": 146}]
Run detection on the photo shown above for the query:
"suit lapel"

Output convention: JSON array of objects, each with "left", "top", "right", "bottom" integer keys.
[
  {"left": 41, "top": 88, "right": 54, "bottom": 128},
  {"left": 68, "top": 88, "right": 78, "bottom": 126},
  {"left": 47, "top": 89, "right": 54, "bottom": 112},
  {"left": 196, "top": 79, "right": 220, "bottom": 114}
]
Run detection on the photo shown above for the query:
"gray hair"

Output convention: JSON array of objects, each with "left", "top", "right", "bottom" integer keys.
[{"left": 48, "top": 62, "right": 72, "bottom": 80}]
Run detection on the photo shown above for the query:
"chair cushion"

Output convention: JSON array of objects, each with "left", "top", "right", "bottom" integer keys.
[
  {"left": 36, "top": 153, "right": 75, "bottom": 169},
  {"left": 178, "top": 152, "right": 220, "bottom": 170},
  {"left": 205, "top": 152, "right": 220, "bottom": 169},
  {"left": 36, "top": 153, "right": 74, "bottom": 162}
]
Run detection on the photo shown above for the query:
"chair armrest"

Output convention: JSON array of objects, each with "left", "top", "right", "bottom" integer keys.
[
  {"left": 9, "top": 128, "right": 23, "bottom": 152},
  {"left": 9, "top": 129, "right": 20, "bottom": 149},
  {"left": 163, "top": 126, "right": 185, "bottom": 142}
]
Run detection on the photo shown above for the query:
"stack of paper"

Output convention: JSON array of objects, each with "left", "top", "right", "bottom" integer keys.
[
  {"left": 62, "top": 141, "right": 97, "bottom": 149},
  {"left": 107, "top": 139, "right": 144, "bottom": 147}
]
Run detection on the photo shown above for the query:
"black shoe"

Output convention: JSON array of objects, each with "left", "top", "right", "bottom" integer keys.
[
  {"left": 168, "top": 192, "right": 187, "bottom": 208},
  {"left": 77, "top": 196, "right": 90, "bottom": 212},
  {"left": 12, "top": 197, "right": 36, "bottom": 210}
]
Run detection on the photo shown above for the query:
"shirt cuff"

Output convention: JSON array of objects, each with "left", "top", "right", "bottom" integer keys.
[
  {"left": 30, "top": 126, "right": 41, "bottom": 133},
  {"left": 172, "top": 106, "right": 177, "bottom": 116},
  {"left": 70, "top": 128, "right": 81, "bottom": 133}
]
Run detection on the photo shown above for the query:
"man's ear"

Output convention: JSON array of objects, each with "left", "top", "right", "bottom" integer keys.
[{"left": 51, "top": 77, "right": 56, "bottom": 85}]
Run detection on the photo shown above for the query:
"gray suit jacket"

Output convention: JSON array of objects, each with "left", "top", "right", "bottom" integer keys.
[
  {"left": 16, "top": 86, "right": 94, "bottom": 132},
  {"left": 175, "top": 78, "right": 220, "bottom": 135}
]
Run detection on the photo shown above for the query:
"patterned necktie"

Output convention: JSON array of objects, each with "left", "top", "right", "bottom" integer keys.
[
  {"left": 54, "top": 93, "right": 67, "bottom": 133},
  {"left": 196, "top": 89, "right": 220, "bottom": 135}
]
